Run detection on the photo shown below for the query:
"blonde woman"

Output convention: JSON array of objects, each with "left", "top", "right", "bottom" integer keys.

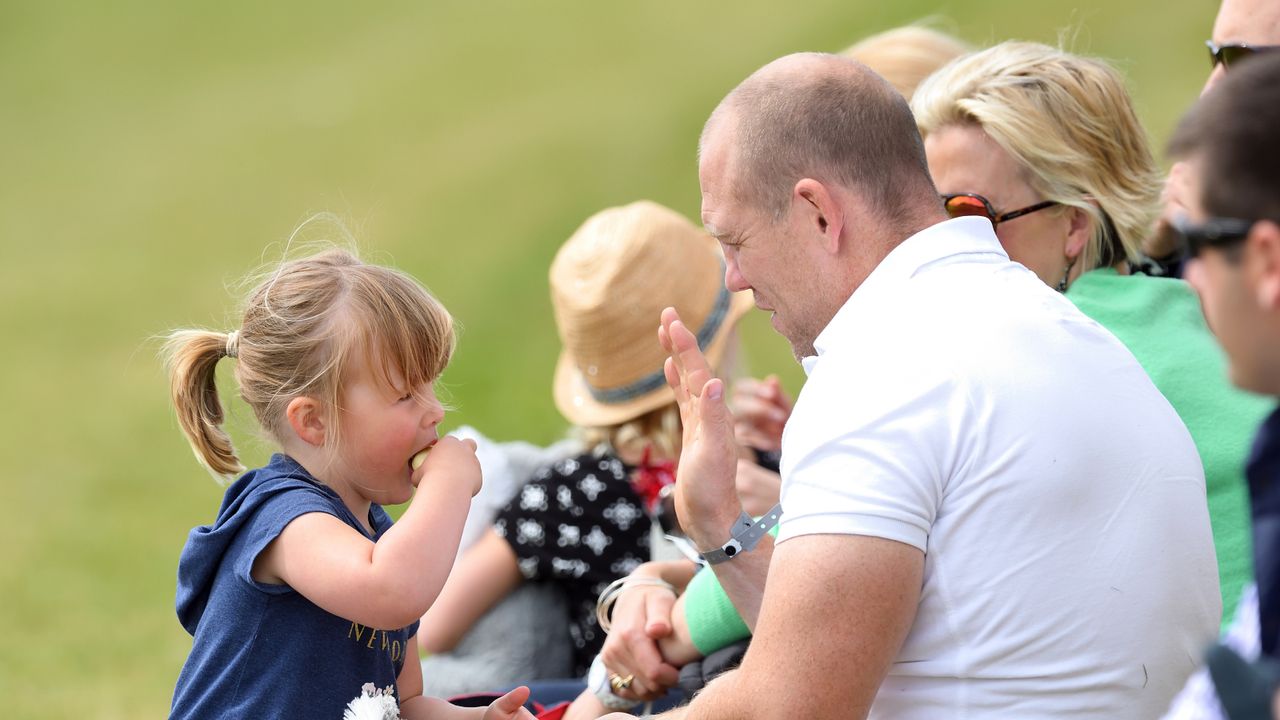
[
  {"left": 417, "top": 202, "right": 752, "bottom": 683},
  {"left": 913, "top": 41, "right": 1271, "bottom": 626}
]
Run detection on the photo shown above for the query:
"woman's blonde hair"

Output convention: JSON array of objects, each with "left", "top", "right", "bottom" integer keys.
[
  {"left": 842, "top": 25, "right": 970, "bottom": 99},
  {"left": 580, "top": 402, "right": 682, "bottom": 463},
  {"left": 163, "top": 247, "right": 455, "bottom": 480},
  {"left": 912, "top": 41, "right": 1162, "bottom": 269}
]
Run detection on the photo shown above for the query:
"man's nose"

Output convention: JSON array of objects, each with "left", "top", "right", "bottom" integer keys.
[{"left": 724, "top": 257, "right": 749, "bottom": 292}]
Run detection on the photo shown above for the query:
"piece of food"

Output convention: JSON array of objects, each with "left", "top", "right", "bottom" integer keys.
[{"left": 410, "top": 449, "right": 430, "bottom": 471}]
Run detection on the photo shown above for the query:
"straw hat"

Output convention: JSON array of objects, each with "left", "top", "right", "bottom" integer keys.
[{"left": 550, "top": 200, "right": 755, "bottom": 427}]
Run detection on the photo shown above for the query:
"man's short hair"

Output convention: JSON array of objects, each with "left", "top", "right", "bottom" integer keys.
[
  {"left": 1169, "top": 53, "right": 1280, "bottom": 223},
  {"left": 704, "top": 52, "right": 936, "bottom": 226}
]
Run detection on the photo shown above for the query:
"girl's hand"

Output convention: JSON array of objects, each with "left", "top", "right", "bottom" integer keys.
[
  {"left": 415, "top": 436, "right": 483, "bottom": 497},
  {"left": 482, "top": 686, "right": 536, "bottom": 720}
]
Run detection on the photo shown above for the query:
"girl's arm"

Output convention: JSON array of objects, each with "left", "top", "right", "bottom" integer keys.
[
  {"left": 254, "top": 436, "right": 480, "bottom": 630},
  {"left": 418, "top": 528, "right": 523, "bottom": 653},
  {"left": 398, "top": 635, "right": 534, "bottom": 720}
]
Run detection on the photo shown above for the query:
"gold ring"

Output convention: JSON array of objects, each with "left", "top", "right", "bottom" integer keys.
[{"left": 609, "top": 673, "right": 634, "bottom": 692}]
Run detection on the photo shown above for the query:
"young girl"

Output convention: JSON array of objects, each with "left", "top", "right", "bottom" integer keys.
[{"left": 165, "top": 247, "right": 533, "bottom": 719}]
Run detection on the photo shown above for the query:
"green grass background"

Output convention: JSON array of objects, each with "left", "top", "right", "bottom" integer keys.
[{"left": 0, "top": 1, "right": 1215, "bottom": 717}]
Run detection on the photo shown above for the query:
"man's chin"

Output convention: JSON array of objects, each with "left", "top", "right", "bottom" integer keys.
[
  {"left": 788, "top": 343, "right": 817, "bottom": 363},
  {"left": 772, "top": 318, "right": 816, "bottom": 361}
]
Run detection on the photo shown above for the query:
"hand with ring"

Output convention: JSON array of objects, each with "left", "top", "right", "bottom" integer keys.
[
  {"left": 608, "top": 673, "right": 635, "bottom": 693},
  {"left": 598, "top": 574, "right": 685, "bottom": 701}
]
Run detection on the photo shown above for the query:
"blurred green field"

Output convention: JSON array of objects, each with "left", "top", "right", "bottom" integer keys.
[{"left": 0, "top": 1, "right": 1216, "bottom": 717}]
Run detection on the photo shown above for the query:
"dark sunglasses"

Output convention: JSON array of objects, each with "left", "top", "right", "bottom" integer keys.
[
  {"left": 1207, "top": 40, "right": 1280, "bottom": 69},
  {"left": 942, "top": 193, "right": 1059, "bottom": 226},
  {"left": 1171, "top": 215, "right": 1254, "bottom": 259}
]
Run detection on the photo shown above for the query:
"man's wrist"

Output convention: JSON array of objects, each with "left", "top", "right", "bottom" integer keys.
[
  {"left": 696, "top": 504, "right": 782, "bottom": 565},
  {"left": 685, "top": 504, "right": 748, "bottom": 550}
]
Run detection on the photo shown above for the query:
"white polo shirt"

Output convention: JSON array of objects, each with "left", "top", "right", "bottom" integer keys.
[{"left": 779, "top": 217, "right": 1220, "bottom": 718}]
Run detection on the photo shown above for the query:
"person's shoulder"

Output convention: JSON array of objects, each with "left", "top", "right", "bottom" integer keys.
[
  {"left": 228, "top": 459, "right": 344, "bottom": 529},
  {"left": 806, "top": 317, "right": 954, "bottom": 394},
  {"left": 245, "top": 461, "right": 335, "bottom": 503},
  {"left": 1071, "top": 271, "right": 1222, "bottom": 357}
]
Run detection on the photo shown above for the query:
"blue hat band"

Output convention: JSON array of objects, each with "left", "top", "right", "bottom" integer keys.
[{"left": 585, "top": 282, "right": 733, "bottom": 405}]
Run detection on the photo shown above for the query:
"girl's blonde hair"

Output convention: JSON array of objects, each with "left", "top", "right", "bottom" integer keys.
[
  {"left": 912, "top": 41, "right": 1162, "bottom": 269},
  {"left": 163, "top": 248, "right": 454, "bottom": 480},
  {"left": 842, "top": 25, "right": 971, "bottom": 100}
]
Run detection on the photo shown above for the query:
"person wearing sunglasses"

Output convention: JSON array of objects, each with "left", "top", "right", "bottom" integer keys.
[
  {"left": 1145, "top": 0, "right": 1280, "bottom": 272},
  {"left": 1158, "top": 52, "right": 1280, "bottom": 720},
  {"left": 915, "top": 41, "right": 1272, "bottom": 637},
  {"left": 1204, "top": 0, "right": 1280, "bottom": 91}
]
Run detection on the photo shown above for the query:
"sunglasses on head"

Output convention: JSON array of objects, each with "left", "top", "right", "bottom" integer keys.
[
  {"left": 1171, "top": 215, "right": 1254, "bottom": 259},
  {"left": 942, "top": 193, "right": 1060, "bottom": 227},
  {"left": 1206, "top": 40, "right": 1280, "bottom": 69}
]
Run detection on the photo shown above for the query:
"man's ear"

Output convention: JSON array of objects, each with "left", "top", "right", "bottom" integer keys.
[
  {"left": 1249, "top": 221, "right": 1280, "bottom": 310},
  {"left": 793, "top": 178, "right": 845, "bottom": 254},
  {"left": 285, "top": 396, "right": 327, "bottom": 447},
  {"left": 1064, "top": 206, "right": 1092, "bottom": 264}
]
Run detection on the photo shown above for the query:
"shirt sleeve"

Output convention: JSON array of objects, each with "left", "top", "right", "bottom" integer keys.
[
  {"left": 778, "top": 346, "right": 968, "bottom": 552},
  {"left": 235, "top": 482, "right": 343, "bottom": 594}
]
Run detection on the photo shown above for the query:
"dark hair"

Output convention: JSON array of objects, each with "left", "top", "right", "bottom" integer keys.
[
  {"left": 704, "top": 52, "right": 937, "bottom": 227},
  {"left": 1169, "top": 53, "right": 1280, "bottom": 224}
]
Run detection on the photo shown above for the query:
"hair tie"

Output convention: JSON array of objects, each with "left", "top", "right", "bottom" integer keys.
[{"left": 225, "top": 330, "right": 240, "bottom": 359}]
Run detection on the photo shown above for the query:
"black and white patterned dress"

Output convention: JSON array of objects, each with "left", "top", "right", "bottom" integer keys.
[{"left": 493, "top": 450, "right": 650, "bottom": 675}]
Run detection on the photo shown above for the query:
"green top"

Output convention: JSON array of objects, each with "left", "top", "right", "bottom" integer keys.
[{"left": 1068, "top": 268, "right": 1270, "bottom": 626}]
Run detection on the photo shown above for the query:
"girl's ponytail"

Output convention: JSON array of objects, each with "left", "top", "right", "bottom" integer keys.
[
  {"left": 163, "top": 329, "right": 245, "bottom": 480},
  {"left": 162, "top": 245, "right": 455, "bottom": 482}
]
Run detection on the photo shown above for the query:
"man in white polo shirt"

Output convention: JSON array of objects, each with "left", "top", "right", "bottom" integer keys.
[{"left": 612, "top": 52, "right": 1220, "bottom": 719}]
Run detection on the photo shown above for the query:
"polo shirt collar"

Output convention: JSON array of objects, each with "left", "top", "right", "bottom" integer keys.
[{"left": 801, "top": 217, "right": 1005, "bottom": 376}]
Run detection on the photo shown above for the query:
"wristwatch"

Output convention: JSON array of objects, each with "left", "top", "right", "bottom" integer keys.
[
  {"left": 698, "top": 504, "right": 783, "bottom": 565},
  {"left": 587, "top": 654, "right": 640, "bottom": 710}
]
